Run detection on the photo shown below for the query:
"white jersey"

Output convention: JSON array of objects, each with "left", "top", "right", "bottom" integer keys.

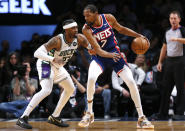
[
  {"left": 48, "top": 33, "right": 78, "bottom": 68},
  {"left": 37, "top": 33, "right": 78, "bottom": 83}
]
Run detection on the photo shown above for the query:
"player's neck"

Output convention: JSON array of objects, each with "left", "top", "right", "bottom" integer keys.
[
  {"left": 93, "top": 15, "right": 101, "bottom": 27},
  {"left": 64, "top": 33, "right": 74, "bottom": 44}
]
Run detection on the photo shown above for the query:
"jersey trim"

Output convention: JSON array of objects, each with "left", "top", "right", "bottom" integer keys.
[
  {"left": 95, "top": 61, "right": 103, "bottom": 71},
  {"left": 117, "top": 68, "right": 123, "bottom": 75},
  {"left": 104, "top": 14, "right": 112, "bottom": 28},
  {"left": 63, "top": 33, "right": 75, "bottom": 46}
]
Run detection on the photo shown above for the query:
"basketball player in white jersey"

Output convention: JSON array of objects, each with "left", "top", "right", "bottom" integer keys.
[{"left": 16, "top": 19, "right": 121, "bottom": 129}]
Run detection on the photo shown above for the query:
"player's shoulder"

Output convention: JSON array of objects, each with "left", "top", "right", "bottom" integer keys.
[
  {"left": 104, "top": 13, "right": 114, "bottom": 17},
  {"left": 104, "top": 14, "right": 115, "bottom": 19},
  {"left": 82, "top": 24, "right": 92, "bottom": 34},
  {"left": 104, "top": 13, "right": 116, "bottom": 24},
  {"left": 82, "top": 24, "right": 91, "bottom": 30},
  {"left": 76, "top": 33, "right": 86, "bottom": 43}
]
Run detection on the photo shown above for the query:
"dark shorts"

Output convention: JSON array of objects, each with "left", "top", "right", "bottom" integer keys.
[{"left": 92, "top": 51, "right": 127, "bottom": 73}]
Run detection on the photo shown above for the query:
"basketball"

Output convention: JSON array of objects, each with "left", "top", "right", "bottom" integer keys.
[{"left": 131, "top": 37, "right": 150, "bottom": 54}]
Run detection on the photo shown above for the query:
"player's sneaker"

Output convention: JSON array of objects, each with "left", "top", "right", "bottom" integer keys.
[
  {"left": 137, "top": 115, "right": 154, "bottom": 129},
  {"left": 16, "top": 116, "right": 32, "bottom": 129},
  {"left": 48, "top": 115, "right": 69, "bottom": 127},
  {"left": 78, "top": 112, "right": 94, "bottom": 127}
]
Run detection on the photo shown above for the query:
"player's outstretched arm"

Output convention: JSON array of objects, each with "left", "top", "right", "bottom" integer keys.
[
  {"left": 105, "top": 14, "right": 142, "bottom": 38},
  {"left": 82, "top": 25, "right": 121, "bottom": 61}
]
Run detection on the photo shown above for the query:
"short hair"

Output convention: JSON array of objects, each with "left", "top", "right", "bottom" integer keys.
[
  {"left": 170, "top": 10, "right": 181, "bottom": 18},
  {"left": 62, "top": 19, "right": 76, "bottom": 26},
  {"left": 84, "top": 4, "right": 98, "bottom": 13}
]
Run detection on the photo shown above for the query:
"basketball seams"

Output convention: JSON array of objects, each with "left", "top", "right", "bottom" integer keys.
[{"left": 131, "top": 37, "right": 149, "bottom": 54}]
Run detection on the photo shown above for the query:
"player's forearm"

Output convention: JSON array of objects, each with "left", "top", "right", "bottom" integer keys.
[
  {"left": 34, "top": 45, "right": 54, "bottom": 62},
  {"left": 119, "top": 26, "right": 141, "bottom": 38},
  {"left": 75, "top": 81, "right": 86, "bottom": 93},
  {"left": 95, "top": 47, "right": 113, "bottom": 58}
]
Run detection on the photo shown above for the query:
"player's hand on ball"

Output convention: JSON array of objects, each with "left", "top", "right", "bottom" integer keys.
[
  {"left": 131, "top": 36, "right": 150, "bottom": 54},
  {"left": 112, "top": 52, "right": 121, "bottom": 62}
]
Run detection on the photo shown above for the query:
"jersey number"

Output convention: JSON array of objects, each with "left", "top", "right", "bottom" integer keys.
[
  {"left": 63, "top": 56, "right": 71, "bottom": 62},
  {"left": 101, "top": 40, "right": 107, "bottom": 48}
]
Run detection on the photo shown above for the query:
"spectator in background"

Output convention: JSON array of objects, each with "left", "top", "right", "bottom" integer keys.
[
  {"left": 95, "top": 83, "right": 111, "bottom": 119},
  {"left": 0, "top": 57, "right": 6, "bottom": 102},
  {"left": 134, "top": 54, "right": 148, "bottom": 73},
  {"left": 20, "top": 40, "right": 32, "bottom": 57},
  {"left": 84, "top": 82, "right": 111, "bottom": 119},
  {"left": 0, "top": 62, "right": 38, "bottom": 118},
  {"left": 0, "top": 52, "right": 20, "bottom": 102},
  {"left": 69, "top": 66, "right": 86, "bottom": 117},
  {"left": 0, "top": 40, "right": 10, "bottom": 59},
  {"left": 46, "top": 65, "right": 86, "bottom": 118}
]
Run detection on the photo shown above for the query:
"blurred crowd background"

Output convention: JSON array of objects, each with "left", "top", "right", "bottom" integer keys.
[{"left": 0, "top": 0, "right": 185, "bottom": 120}]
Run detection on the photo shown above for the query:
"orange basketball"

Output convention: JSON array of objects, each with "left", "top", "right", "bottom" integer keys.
[{"left": 131, "top": 37, "right": 150, "bottom": 54}]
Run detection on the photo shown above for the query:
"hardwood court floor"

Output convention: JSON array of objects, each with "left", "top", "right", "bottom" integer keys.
[{"left": 0, "top": 121, "right": 185, "bottom": 131}]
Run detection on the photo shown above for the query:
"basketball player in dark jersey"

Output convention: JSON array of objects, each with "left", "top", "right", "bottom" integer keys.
[{"left": 78, "top": 4, "right": 154, "bottom": 129}]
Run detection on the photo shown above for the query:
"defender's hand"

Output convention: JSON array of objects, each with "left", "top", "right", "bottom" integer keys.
[{"left": 53, "top": 58, "right": 64, "bottom": 65}]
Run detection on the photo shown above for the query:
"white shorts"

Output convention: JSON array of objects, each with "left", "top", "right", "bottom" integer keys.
[{"left": 36, "top": 59, "right": 70, "bottom": 83}]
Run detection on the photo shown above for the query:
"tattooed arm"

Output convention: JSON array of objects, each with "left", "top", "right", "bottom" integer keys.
[
  {"left": 44, "top": 36, "right": 61, "bottom": 51},
  {"left": 34, "top": 36, "right": 62, "bottom": 62}
]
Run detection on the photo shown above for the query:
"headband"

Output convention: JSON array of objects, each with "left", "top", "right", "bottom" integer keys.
[{"left": 63, "top": 22, "right": 78, "bottom": 29}]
